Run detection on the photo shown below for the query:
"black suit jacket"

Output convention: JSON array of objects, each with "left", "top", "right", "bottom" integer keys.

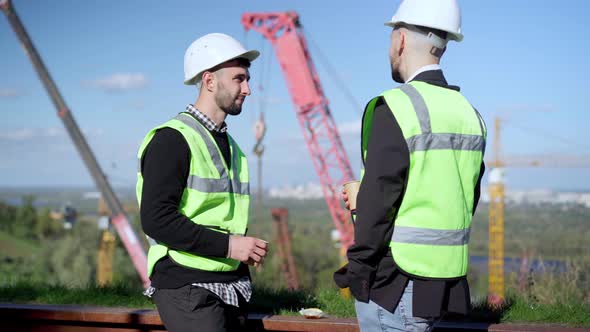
[{"left": 334, "top": 70, "right": 485, "bottom": 317}]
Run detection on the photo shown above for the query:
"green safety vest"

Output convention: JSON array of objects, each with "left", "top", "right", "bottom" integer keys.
[
  {"left": 136, "top": 113, "right": 250, "bottom": 277},
  {"left": 361, "top": 81, "right": 486, "bottom": 279}
]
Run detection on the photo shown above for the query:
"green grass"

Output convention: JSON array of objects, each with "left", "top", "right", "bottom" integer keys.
[
  {"left": 0, "top": 282, "right": 354, "bottom": 317},
  {"left": 252, "top": 288, "right": 356, "bottom": 318},
  {"left": 500, "top": 298, "right": 590, "bottom": 327},
  {"left": 0, "top": 230, "right": 39, "bottom": 257},
  {"left": 0, "top": 283, "right": 588, "bottom": 326},
  {"left": 0, "top": 281, "right": 154, "bottom": 308},
  {"left": 466, "top": 297, "right": 590, "bottom": 327},
  {"left": 251, "top": 287, "right": 323, "bottom": 315}
]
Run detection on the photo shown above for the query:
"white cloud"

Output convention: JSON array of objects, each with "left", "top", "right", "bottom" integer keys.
[
  {"left": 86, "top": 73, "right": 148, "bottom": 92},
  {"left": 46, "top": 127, "right": 62, "bottom": 137},
  {"left": 338, "top": 118, "right": 362, "bottom": 136},
  {"left": 0, "top": 128, "right": 35, "bottom": 140},
  {"left": 0, "top": 126, "right": 107, "bottom": 143},
  {"left": 82, "top": 128, "right": 104, "bottom": 137},
  {"left": 0, "top": 88, "right": 21, "bottom": 98},
  {"left": 0, "top": 127, "right": 66, "bottom": 141}
]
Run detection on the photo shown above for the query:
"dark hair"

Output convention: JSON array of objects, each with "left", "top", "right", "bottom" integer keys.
[
  {"left": 416, "top": 26, "right": 448, "bottom": 40},
  {"left": 234, "top": 57, "right": 252, "bottom": 68},
  {"left": 205, "top": 57, "right": 251, "bottom": 78},
  {"left": 395, "top": 22, "right": 448, "bottom": 40}
]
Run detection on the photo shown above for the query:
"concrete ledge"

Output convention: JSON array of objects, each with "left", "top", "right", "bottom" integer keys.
[{"left": 1, "top": 303, "right": 588, "bottom": 332}]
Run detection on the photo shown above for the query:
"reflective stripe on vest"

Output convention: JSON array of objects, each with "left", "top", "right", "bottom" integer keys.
[
  {"left": 174, "top": 114, "right": 249, "bottom": 195},
  {"left": 136, "top": 112, "right": 250, "bottom": 276},
  {"left": 399, "top": 84, "right": 486, "bottom": 153},
  {"left": 391, "top": 225, "right": 471, "bottom": 246},
  {"left": 136, "top": 114, "right": 250, "bottom": 196},
  {"left": 391, "top": 83, "right": 484, "bottom": 249},
  {"left": 361, "top": 81, "right": 486, "bottom": 279}
]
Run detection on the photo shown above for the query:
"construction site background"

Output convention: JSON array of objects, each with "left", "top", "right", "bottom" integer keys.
[
  {"left": 1, "top": 1, "right": 590, "bottom": 324},
  {"left": 1, "top": 189, "right": 589, "bottom": 306}
]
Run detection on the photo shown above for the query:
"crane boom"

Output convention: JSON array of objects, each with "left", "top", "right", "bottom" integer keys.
[
  {"left": 242, "top": 12, "right": 355, "bottom": 250},
  {"left": 1, "top": 0, "right": 149, "bottom": 287},
  {"left": 486, "top": 115, "right": 590, "bottom": 304}
]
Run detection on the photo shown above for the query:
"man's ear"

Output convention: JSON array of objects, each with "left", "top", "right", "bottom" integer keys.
[
  {"left": 398, "top": 30, "right": 405, "bottom": 56},
  {"left": 202, "top": 71, "right": 216, "bottom": 92}
]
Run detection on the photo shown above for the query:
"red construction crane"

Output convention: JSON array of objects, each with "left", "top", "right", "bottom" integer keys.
[
  {"left": 271, "top": 208, "right": 300, "bottom": 290},
  {"left": 242, "top": 12, "right": 355, "bottom": 251},
  {"left": 1, "top": 0, "right": 149, "bottom": 287}
]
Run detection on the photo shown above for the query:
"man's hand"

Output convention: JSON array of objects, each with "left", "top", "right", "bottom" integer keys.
[
  {"left": 228, "top": 236, "right": 268, "bottom": 266},
  {"left": 342, "top": 188, "right": 350, "bottom": 210}
]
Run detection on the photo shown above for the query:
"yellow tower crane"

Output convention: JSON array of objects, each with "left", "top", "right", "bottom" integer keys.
[
  {"left": 97, "top": 196, "right": 116, "bottom": 286},
  {"left": 486, "top": 116, "right": 590, "bottom": 305},
  {"left": 487, "top": 117, "right": 505, "bottom": 305}
]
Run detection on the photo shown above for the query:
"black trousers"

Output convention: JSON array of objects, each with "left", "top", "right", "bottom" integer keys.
[{"left": 153, "top": 284, "right": 248, "bottom": 332}]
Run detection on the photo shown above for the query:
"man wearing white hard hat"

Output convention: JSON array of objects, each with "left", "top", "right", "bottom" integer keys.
[
  {"left": 334, "top": 0, "right": 486, "bottom": 330},
  {"left": 136, "top": 33, "right": 268, "bottom": 331}
]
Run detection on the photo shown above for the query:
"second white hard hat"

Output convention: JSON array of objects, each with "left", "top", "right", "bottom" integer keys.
[
  {"left": 183, "top": 33, "right": 260, "bottom": 85},
  {"left": 385, "top": 0, "right": 463, "bottom": 42}
]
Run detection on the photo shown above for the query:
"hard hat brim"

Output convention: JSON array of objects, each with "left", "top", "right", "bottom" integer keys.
[
  {"left": 239, "top": 49, "right": 260, "bottom": 62},
  {"left": 384, "top": 21, "right": 463, "bottom": 42},
  {"left": 184, "top": 49, "right": 261, "bottom": 85}
]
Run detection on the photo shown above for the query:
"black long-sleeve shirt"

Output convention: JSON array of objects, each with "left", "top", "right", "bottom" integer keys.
[
  {"left": 140, "top": 114, "right": 249, "bottom": 288},
  {"left": 335, "top": 70, "right": 485, "bottom": 317}
]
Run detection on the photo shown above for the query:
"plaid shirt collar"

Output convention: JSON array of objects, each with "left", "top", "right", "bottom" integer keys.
[{"left": 185, "top": 104, "right": 228, "bottom": 133}]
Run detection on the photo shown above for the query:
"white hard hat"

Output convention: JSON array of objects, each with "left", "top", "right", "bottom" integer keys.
[
  {"left": 385, "top": 0, "right": 463, "bottom": 42},
  {"left": 183, "top": 33, "right": 260, "bottom": 85}
]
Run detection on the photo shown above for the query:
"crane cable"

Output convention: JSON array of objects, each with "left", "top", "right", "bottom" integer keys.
[
  {"left": 253, "top": 34, "right": 269, "bottom": 155},
  {"left": 304, "top": 28, "right": 364, "bottom": 116},
  {"left": 505, "top": 120, "right": 590, "bottom": 152}
]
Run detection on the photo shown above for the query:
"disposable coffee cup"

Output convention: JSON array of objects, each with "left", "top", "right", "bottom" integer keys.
[
  {"left": 254, "top": 239, "right": 268, "bottom": 268},
  {"left": 342, "top": 180, "right": 360, "bottom": 211}
]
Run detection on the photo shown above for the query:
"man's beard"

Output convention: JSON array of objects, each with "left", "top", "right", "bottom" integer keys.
[
  {"left": 390, "top": 63, "right": 404, "bottom": 84},
  {"left": 215, "top": 85, "right": 242, "bottom": 116}
]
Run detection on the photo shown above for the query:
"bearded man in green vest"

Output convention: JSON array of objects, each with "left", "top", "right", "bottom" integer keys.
[
  {"left": 334, "top": 0, "right": 487, "bottom": 331},
  {"left": 136, "top": 33, "right": 268, "bottom": 332}
]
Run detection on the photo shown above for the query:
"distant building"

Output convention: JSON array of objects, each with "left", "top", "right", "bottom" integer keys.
[
  {"left": 269, "top": 182, "right": 590, "bottom": 207},
  {"left": 83, "top": 191, "right": 101, "bottom": 200},
  {"left": 268, "top": 182, "right": 324, "bottom": 200},
  {"left": 481, "top": 187, "right": 590, "bottom": 207}
]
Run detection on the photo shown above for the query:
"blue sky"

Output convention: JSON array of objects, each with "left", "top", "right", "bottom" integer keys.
[{"left": 1, "top": 0, "right": 589, "bottom": 190}]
